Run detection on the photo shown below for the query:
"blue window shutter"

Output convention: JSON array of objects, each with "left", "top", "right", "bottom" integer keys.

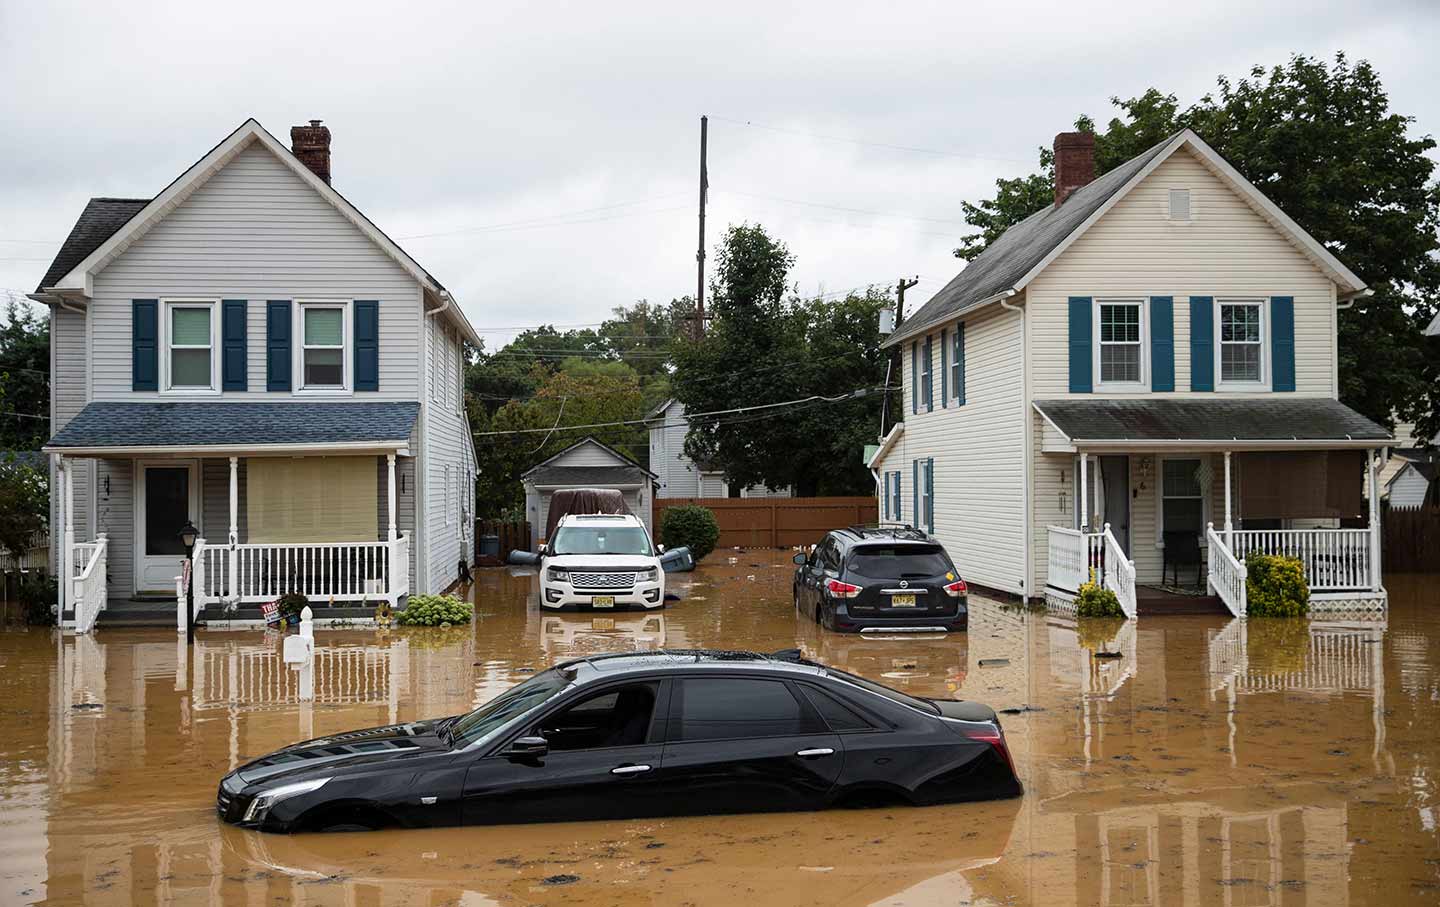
[
  {"left": 912, "top": 460, "right": 919, "bottom": 528},
  {"left": 926, "top": 458, "right": 935, "bottom": 533},
  {"left": 940, "top": 328, "right": 948, "bottom": 408},
  {"left": 955, "top": 322, "right": 966, "bottom": 405},
  {"left": 911, "top": 343, "right": 918, "bottom": 415},
  {"left": 1150, "top": 296, "right": 1174, "bottom": 392},
  {"left": 883, "top": 472, "right": 891, "bottom": 519},
  {"left": 1271, "top": 296, "right": 1295, "bottom": 392},
  {"left": 354, "top": 300, "right": 380, "bottom": 392},
  {"left": 1068, "top": 297, "right": 1093, "bottom": 393},
  {"left": 924, "top": 335, "right": 934, "bottom": 411},
  {"left": 221, "top": 300, "right": 247, "bottom": 391},
  {"left": 893, "top": 472, "right": 901, "bottom": 521},
  {"left": 266, "top": 300, "right": 292, "bottom": 392},
  {"left": 1190, "top": 296, "right": 1214, "bottom": 391},
  {"left": 132, "top": 299, "right": 158, "bottom": 391}
]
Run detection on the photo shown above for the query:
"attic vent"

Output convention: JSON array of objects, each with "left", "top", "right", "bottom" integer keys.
[{"left": 1168, "top": 188, "right": 1191, "bottom": 222}]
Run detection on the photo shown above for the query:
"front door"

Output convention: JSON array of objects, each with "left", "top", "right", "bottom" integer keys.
[
  {"left": 1098, "top": 456, "right": 1131, "bottom": 554},
  {"left": 136, "top": 461, "right": 201, "bottom": 594}
]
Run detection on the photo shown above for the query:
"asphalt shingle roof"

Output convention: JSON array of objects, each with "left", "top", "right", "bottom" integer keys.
[
  {"left": 886, "top": 134, "right": 1178, "bottom": 348},
  {"left": 35, "top": 198, "right": 150, "bottom": 292},
  {"left": 526, "top": 466, "right": 652, "bottom": 487},
  {"left": 1033, "top": 398, "right": 1391, "bottom": 444},
  {"left": 45, "top": 402, "right": 420, "bottom": 450}
]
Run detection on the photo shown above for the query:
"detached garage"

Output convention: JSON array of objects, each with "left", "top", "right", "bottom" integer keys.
[{"left": 522, "top": 438, "right": 657, "bottom": 548}]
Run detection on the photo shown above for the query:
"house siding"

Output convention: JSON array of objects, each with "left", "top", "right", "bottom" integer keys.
[
  {"left": 877, "top": 303, "right": 1028, "bottom": 595},
  {"left": 1026, "top": 148, "right": 1338, "bottom": 401},
  {"left": 1389, "top": 467, "right": 1431, "bottom": 508},
  {"left": 86, "top": 143, "right": 423, "bottom": 402},
  {"left": 651, "top": 400, "right": 703, "bottom": 498},
  {"left": 423, "top": 320, "right": 472, "bottom": 594},
  {"left": 49, "top": 307, "right": 92, "bottom": 577}
]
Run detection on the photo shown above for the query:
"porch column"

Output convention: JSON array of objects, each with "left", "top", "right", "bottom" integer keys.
[
  {"left": 1078, "top": 452, "right": 1089, "bottom": 531},
  {"left": 1223, "top": 451, "right": 1234, "bottom": 543},
  {"left": 228, "top": 456, "right": 239, "bottom": 604},
  {"left": 386, "top": 453, "right": 398, "bottom": 542},
  {"left": 1368, "top": 448, "right": 1382, "bottom": 592},
  {"left": 60, "top": 456, "right": 73, "bottom": 613}
]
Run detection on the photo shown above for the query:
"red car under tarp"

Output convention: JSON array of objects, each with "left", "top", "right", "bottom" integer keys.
[{"left": 543, "top": 488, "right": 632, "bottom": 542}]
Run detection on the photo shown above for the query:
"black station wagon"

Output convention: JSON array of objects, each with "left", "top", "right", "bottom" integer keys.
[
  {"left": 793, "top": 526, "right": 969, "bottom": 633},
  {"left": 217, "top": 649, "right": 1019, "bottom": 832}
]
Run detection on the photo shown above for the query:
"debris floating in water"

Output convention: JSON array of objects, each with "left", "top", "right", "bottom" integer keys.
[
  {"left": 541, "top": 874, "right": 580, "bottom": 886},
  {"left": 978, "top": 658, "right": 1010, "bottom": 667}
]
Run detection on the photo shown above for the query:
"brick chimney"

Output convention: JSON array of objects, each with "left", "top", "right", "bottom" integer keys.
[
  {"left": 1053, "top": 132, "right": 1095, "bottom": 206},
  {"left": 290, "top": 120, "right": 331, "bottom": 184}
]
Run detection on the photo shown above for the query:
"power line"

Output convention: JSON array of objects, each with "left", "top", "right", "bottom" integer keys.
[{"left": 709, "top": 115, "right": 1034, "bottom": 165}]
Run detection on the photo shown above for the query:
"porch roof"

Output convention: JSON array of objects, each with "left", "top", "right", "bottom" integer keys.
[
  {"left": 1033, "top": 398, "right": 1391, "bottom": 451},
  {"left": 44, "top": 401, "right": 419, "bottom": 455}
]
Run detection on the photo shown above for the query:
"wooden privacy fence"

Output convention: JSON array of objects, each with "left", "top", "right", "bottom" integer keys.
[
  {"left": 653, "top": 497, "right": 878, "bottom": 549},
  {"left": 1383, "top": 505, "right": 1440, "bottom": 573},
  {"left": 475, "top": 519, "right": 532, "bottom": 565}
]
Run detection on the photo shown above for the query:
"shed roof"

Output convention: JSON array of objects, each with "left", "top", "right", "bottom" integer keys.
[{"left": 526, "top": 465, "right": 653, "bottom": 488}]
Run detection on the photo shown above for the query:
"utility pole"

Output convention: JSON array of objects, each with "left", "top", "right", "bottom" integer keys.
[
  {"left": 879, "top": 276, "right": 920, "bottom": 439},
  {"left": 695, "top": 114, "right": 709, "bottom": 339}
]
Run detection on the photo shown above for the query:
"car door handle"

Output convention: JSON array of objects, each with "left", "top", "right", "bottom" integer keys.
[
  {"left": 610, "top": 764, "right": 652, "bottom": 775},
  {"left": 796, "top": 748, "right": 835, "bottom": 758}
]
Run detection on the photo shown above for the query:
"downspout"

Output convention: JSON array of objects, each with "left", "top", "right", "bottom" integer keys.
[{"left": 1000, "top": 295, "right": 1031, "bottom": 602}]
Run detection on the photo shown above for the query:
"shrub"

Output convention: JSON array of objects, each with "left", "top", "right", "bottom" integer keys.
[
  {"left": 1075, "top": 570, "right": 1124, "bottom": 618},
  {"left": 18, "top": 572, "right": 57, "bottom": 626},
  {"left": 1244, "top": 551, "right": 1309, "bottom": 617},
  {"left": 396, "top": 594, "right": 472, "bottom": 627},
  {"left": 277, "top": 592, "right": 310, "bottom": 619},
  {"left": 659, "top": 505, "right": 721, "bottom": 561}
]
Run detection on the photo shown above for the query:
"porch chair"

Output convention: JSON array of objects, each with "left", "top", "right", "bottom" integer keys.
[{"left": 1162, "top": 531, "right": 1202, "bottom": 588}]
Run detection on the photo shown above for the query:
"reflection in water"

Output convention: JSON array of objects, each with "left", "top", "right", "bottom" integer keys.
[{"left": 0, "top": 561, "right": 1437, "bottom": 905}]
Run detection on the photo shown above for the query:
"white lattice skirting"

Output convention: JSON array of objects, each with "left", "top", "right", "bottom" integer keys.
[
  {"left": 1308, "top": 589, "right": 1388, "bottom": 619},
  {"left": 1044, "top": 588, "right": 1078, "bottom": 616}
]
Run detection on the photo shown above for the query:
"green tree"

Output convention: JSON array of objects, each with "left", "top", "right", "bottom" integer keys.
[
  {"left": 0, "top": 452, "right": 47, "bottom": 559},
  {"left": 953, "top": 54, "right": 1440, "bottom": 437},
  {"left": 0, "top": 301, "right": 50, "bottom": 450},
  {"left": 671, "top": 223, "right": 891, "bottom": 496}
]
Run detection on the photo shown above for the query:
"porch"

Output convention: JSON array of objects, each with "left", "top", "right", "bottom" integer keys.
[
  {"left": 1035, "top": 398, "right": 1392, "bottom": 619},
  {"left": 45, "top": 401, "right": 420, "bottom": 633}
]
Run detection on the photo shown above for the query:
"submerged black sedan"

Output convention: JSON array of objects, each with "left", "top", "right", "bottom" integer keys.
[{"left": 217, "top": 649, "right": 1021, "bottom": 833}]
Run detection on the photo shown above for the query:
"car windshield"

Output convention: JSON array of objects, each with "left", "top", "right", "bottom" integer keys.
[
  {"left": 550, "top": 525, "right": 653, "bottom": 556},
  {"left": 847, "top": 544, "right": 951, "bottom": 577},
  {"left": 824, "top": 666, "right": 941, "bottom": 715},
  {"left": 447, "top": 667, "right": 572, "bottom": 748}
]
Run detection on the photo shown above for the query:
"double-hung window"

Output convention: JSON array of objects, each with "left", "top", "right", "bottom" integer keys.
[
  {"left": 164, "top": 300, "right": 218, "bottom": 391},
  {"left": 950, "top": 324, "right": 964, "bottom": 404},
  {"left": 1218, "top": 299, "right": 1265, "bottom": 386},
  {"left": 1160, "top": 458, "right": 1204, "bottom": 540},
  {"left": 1096, "top": 299, "right": 1145, "bottom": 388},
  {"left": 920, "top": 336, "right": 933, "bottom": 410},
  {"left": 298, "top": 302, "right": 349, "bottom": 390}
]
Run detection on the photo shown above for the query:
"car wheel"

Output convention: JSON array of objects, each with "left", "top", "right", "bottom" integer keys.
[{"left": 303, "top": 804, "right": 390, "bottom": 833}]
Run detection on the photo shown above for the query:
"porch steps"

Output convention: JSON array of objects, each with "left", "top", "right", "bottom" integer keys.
[
  {"left": 94, "top": 599, "right": 177, "bottom": 628},
  {"left": 198, "top": 605, "right": 382, "bottom": 622},
  {"left": 1136, "top": 589, "right": 1227, "bottom": 616}
]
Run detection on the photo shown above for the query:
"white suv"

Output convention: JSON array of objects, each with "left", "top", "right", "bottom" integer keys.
[{"left": 539, "top": 513, "right": 666, "bottom": 611}]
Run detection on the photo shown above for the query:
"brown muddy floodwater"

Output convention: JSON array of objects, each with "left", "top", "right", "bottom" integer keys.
[{"left": 1, "top": 561, "right": 1438, "bottom": 906}]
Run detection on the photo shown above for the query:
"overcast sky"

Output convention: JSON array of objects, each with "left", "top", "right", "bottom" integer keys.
[{"left": 2, "top": 0, "right": 1437, "bottom": 347}]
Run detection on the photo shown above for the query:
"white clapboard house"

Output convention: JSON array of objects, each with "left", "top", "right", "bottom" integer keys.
[
  {"left": 33, "top": 119, "right": 480, "bottom": 632},
  {"left": 870, "top": 130, "right": 1393, "bottom": 618}
]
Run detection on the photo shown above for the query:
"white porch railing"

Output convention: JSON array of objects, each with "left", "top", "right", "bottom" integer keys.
[
  {"left": 1229, "top": 528, "right": 1374, "bottom": 591},
  {"left": 1100, "top": 523, "right": 1137, "bottom": 619},
  {"left": 1207, "top": 523, "right": 1247, "bottom": 617},
  {"left": 1047, "top": 527, "right": 1103, "bottom": 593},
  {"left": 194, "top": 532, "right": 412, "bottom": 608},
  {"left": 70, "top": 534, "right": 108, "bottom": 634}
]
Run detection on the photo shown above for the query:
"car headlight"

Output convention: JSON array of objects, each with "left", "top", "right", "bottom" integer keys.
[
  {"left": 547, "top": 567, "right": 570, "bottom": 582},
  {"left": 242, "top": 777, "right": 331, "bottom": 824},
  {"left": 638, "top": 567, "right": 659, "bottom": 583}
]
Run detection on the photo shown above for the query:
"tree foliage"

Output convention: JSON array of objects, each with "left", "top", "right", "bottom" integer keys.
[
  {"left": 671, "top": 224, "right": 893, "bottom": 496},
  {"left": 0, "top": 301, "right": 50, "bottom": 450},
  {"left": 0, "top": 452, "right": 48, "bottom": 559},
  {"left": 953, "top": 54, "right": 1440, "bottom": 438}
]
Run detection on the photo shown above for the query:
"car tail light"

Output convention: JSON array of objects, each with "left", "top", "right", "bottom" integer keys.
[
  {"left": 943, "top": 579, "right": 968, "bottom": 597},
  {"left": 963, "top": 724, "right": 1017, "bottom": 777},
  {"left": 825, "top": 579, "right": 862, "bottom": 599}
]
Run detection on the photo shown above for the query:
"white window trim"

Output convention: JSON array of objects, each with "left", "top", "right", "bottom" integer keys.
[
  {"left": 920, "top": 336, "right": 933, "bottom": 411},
  {"left": 1154, "top": 455, "right": 1210, "bottom": 549},
  {"left": 1214, "top": 297, "right": 1270, "bottom": 391},
  {"left": 950, "top": 328, "right": 962, "bottom": 403},
  {"left": 1093, "top": 297, "right": 1149, "bottom": 392},
  {"left": 293, "top": 300, "right": 354, "bottom": 395},
  {"left": 160, "top": 299, "right": 221, "bottom": 395}
]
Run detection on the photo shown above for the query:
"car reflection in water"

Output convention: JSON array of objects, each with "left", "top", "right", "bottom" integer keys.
[
  {"left": 796, "top": 619, "right": 968, "bottom": 699},
  {"left": 537, "top": 612, "right": 667, "bottom": 660}
]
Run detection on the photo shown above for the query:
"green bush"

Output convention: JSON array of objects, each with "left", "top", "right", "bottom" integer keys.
[
  {"left": 276, "top": 592, "right": 310, "bottom": 619},
  {"left": 1245, "top": 551, "right": 1309, "bottom": 617},
  {"left": 396, "top": 593, "right": 473, "bottom": 627},
  {"left": 1075, "top": 571, "right": 1124, "bottom": 618},
  {"left": 18, "top": 573, "right": 57, "bottom": 626},
  {"left": 659, "top": 505, "right": 721, "bottom": 561}
]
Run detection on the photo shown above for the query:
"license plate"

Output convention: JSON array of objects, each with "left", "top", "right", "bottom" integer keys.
[
  {"left": 592, "top": 596, "right": 615, "bottom": 609},
  {"left": 890, "top": 594, "right": 917, "bottom": 608},
  {"left": 592, "top": 617, "right": 616, "bottom": 630}
]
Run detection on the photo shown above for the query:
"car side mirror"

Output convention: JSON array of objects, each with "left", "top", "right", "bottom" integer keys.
[
  {"left": 656, "top": 544, "right": 666, "bottom": 554},
  {"left": 504, "top": 736, "right": 548, "bottom": 760},
  {"left": 538, "top": 544, "right": 549, "bottom": 557},
  {"left": 792, "top": 552, "right": 807, "bottom": 565}
]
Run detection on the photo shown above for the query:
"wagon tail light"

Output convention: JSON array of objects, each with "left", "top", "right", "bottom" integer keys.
[
  {"left": 825, "top": 579, "right": 862, "bottom": 599},
  {"left": 964, "top": 724, "right": 1017, "bottom": 777},
  {"left": 943, "top": 579, "right": 968, "bottom": 597}
]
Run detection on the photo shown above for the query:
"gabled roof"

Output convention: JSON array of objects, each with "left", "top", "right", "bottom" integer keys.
[
  {"left": 1388, "top": 459, "right": 1437, "bottom": 488},
  {"left": 865, "top": 421, "right": 904, "bottom": 469},
  {"left": 522, "top": 437, "right": 656, "bottom": 479},
  {"left": 1427, "top": 311, "right": 1440, "bottom": 337},
  {"left": 526, "top": 465, "right": 653, "bottom": 488},
  {"left": 646, "top": 398, "right": 678, "bottom": 421},
  {"left": 886, "top": 129, "right": 1368, "bottom": 348},
  {"left": 1033, "top": 398, "right": 1390, "bottom": 450},
  {"left": 32, "top": 118, "right": 481, "bottom": 347},
  {"left": 44, "top": 401, "right": 419, "bottom": 455}
]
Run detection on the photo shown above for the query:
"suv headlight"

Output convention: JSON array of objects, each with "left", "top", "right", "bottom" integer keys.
[
  {"left": 547, "top": 567, "right": 570, "bottom": 583},
  {"left": 638, "top": 567, "right": 659, "bottom": 583},
  {"left": 242, "top": 777, "right": 330, "bottom": 824}
]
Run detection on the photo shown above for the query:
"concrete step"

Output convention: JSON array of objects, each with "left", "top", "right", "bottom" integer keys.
[{"left": 1136, "top": 594, "right": 1227, "bottom": 616}]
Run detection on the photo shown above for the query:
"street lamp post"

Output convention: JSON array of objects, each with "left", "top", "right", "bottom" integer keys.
[{"left": 179, "top": 520, "right": 198, "bottom": 644}]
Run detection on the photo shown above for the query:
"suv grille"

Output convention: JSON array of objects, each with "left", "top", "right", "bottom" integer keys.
[{"left": 571, "top": 572, "right": 635, "bottom": 590}]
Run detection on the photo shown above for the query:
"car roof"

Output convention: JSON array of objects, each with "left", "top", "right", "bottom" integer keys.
[
  {"left": 828, "top": 525, "right": 937, "bottom": 547},
  {"left": 556, "top": 513, "right": 643, "bottom": 527},
  {"left": 554, "top": 649, "right": 827, "bottom": 682}
]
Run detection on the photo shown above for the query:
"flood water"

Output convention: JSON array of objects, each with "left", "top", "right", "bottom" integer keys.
[{"left": 1, "top": 561, "right": 1438, "bottom": 905}]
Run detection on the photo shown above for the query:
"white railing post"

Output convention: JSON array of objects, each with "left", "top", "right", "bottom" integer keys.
[
  {"left": 1368, "top": 449, "right": 1382, "bottom": 592},
  {"left": 1223, "top": 451, "right": 1234, "bottom": 544},
  {"left": 192, "top": 538, "right": 207, "bottom": 617},
  {"left": 1206, "top": 522, "right": 1247, "bottom": 618},
  {"left": 1078, "top": 453, "right": 1089, "bottom": 531}
]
